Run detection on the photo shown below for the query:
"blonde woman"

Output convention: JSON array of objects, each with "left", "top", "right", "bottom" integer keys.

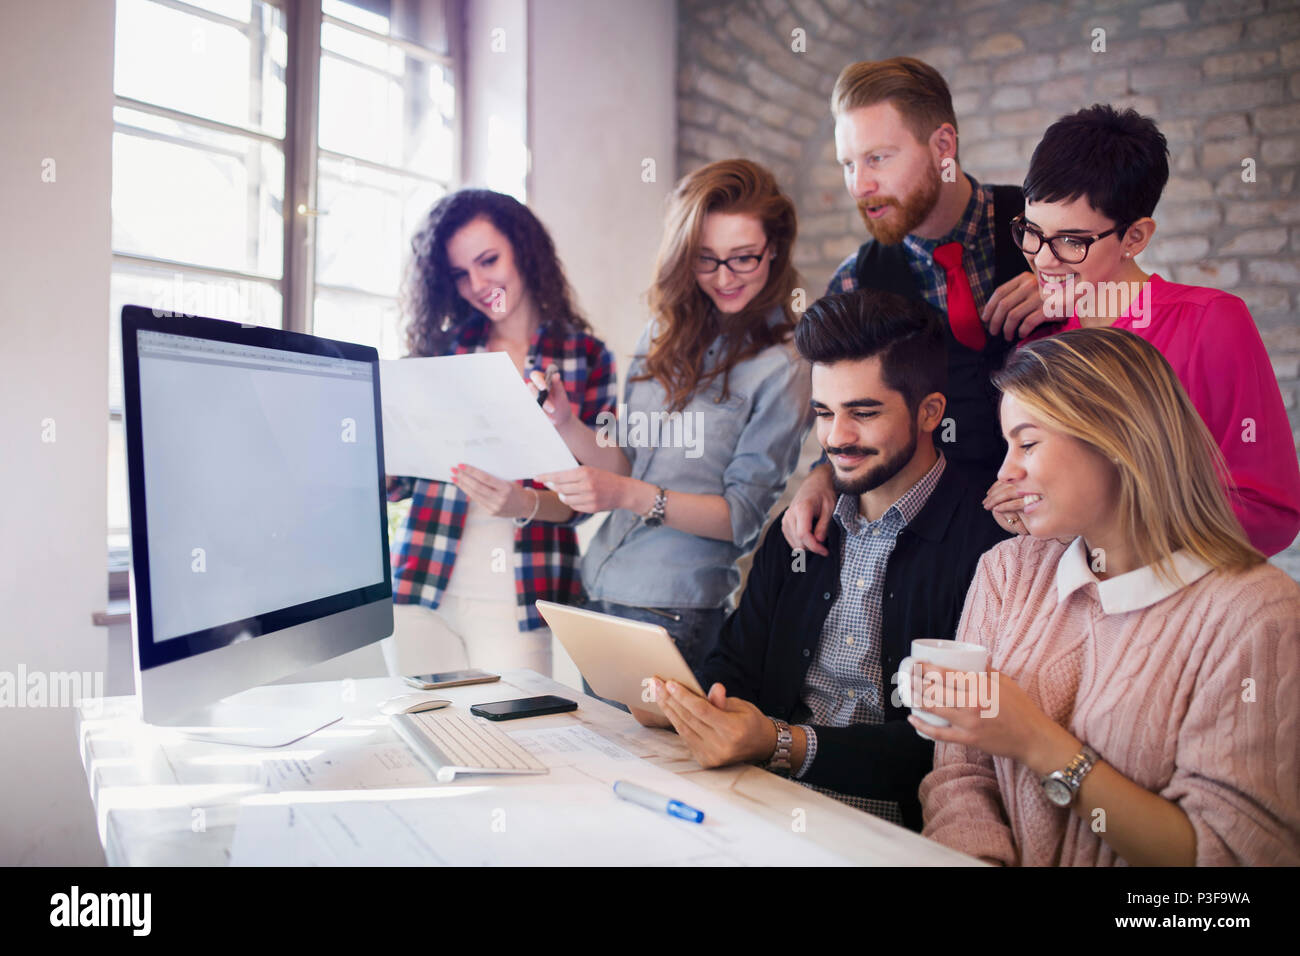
[{"left": 914, "top": 327, "right": 1300, "bottom": 866}]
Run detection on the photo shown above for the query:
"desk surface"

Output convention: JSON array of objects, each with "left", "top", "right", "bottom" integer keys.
[{"left": 76, "top": 670, "right": 978, "bottom": 866}]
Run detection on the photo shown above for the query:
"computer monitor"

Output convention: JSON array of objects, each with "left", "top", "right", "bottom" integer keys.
[{"left": 120, "top": 305, "right": 393, "bottom": 745}]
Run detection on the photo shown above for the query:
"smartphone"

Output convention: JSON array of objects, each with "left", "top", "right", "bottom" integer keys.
[
  {"left": 470, "top": 695, "right": 578, "bottom": 721},
  {"left": 402, "top": 669, "right": 501, "bottom": 690}
]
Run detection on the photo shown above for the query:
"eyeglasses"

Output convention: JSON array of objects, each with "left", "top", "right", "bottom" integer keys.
[
  {"left": 694, "top": 243, "right": 770, "bottom": 274},
  {"left": 1010, "top": 215, "right": 1128, "bottom": 265}
]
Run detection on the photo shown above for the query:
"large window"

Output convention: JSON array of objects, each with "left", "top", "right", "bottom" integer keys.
[{"left": 109, "top": 0, "right": 458, "bottom": 572}]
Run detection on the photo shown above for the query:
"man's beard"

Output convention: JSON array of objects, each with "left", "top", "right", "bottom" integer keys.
[
  {"left": 827, "top": 423, "right": 919, "bottom": 497},
  {"left": 856, "top": 161, "right": 943, "bottom": 245}
]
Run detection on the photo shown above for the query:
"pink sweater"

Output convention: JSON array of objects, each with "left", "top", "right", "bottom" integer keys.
[
  {"left": 920, "top": 536, "right": 1300, "bottom": 866},
  {"left": 1024, "top": 275, "right": 1300, "bottom": 556}
]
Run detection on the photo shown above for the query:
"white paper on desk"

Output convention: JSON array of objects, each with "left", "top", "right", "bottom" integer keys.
[
  {"left": 262, "top": 741, "right": 434, "bottom": 791},
  {"left": 232, "top": 734, "right": 854, "bottom": 866},
  {"left": 380, "top": 352, "right": 578, "bottom": 482},
  {"left": 505, "top": 725, "right": 641, "bottom": 768},
  {"left": 231, "top": 804, "right": 347, "bottom": 866}
]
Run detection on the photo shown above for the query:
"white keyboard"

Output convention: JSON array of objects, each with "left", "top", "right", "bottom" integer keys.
[{"left": 390, "top": 710, "right": 549, "bottom": 783}]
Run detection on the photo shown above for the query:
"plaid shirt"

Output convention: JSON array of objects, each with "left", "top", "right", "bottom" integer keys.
[
  {"left": 827, "top": 175, "right": 999, "bottom": 314},
  {"left": 793, "top": 453, "right": 947, "bottom": 823},
  {"left": 388, "top": 313, "right": 616, "bottom": 631}
]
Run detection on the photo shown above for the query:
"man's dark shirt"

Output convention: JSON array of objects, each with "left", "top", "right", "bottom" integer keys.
[{"left": 697, "top": 462, "right": 1010, "bottom": 831}]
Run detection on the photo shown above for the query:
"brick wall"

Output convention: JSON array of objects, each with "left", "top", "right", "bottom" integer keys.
[{"left": 677, "top": 0, "right": 1300, "bottom": 574}]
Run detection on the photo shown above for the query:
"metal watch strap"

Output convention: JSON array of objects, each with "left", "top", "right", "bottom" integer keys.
[
  {"left": 766, "top": 718, "right": 793, "bottom": 777},
  {"left": 1043, "top": 744, "right": 1100, "bottom": 806},
  {"left": 1062, "top": 744, "right": 1100, "bottom": 790},
  {"left": 643, "top": 486, "right": 667, "bottom": 527}
]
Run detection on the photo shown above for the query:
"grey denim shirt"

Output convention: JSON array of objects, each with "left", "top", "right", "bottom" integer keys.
[{"left": 581, "top": 312, "right": 812, "bottom": 608}]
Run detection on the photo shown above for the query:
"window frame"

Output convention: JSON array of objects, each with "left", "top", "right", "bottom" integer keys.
[{"left": 106, "top": 0, "right": 463, "bottom": 596}]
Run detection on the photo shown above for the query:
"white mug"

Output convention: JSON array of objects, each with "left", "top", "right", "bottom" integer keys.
[{"left": 896, "top": 638, "right": 990, "bottom": 738}]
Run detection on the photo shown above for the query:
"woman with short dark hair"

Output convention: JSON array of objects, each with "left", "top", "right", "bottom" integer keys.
[{"left": 983, "top": 105, "right": 1300, "bottom": 556}]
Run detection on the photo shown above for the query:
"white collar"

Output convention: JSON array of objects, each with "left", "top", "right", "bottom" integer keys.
[{"left": 1054, "top": 536, "right": 1214, "bottom": 614}]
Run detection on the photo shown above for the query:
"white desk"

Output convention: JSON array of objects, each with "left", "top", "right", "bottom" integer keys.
[{"left": 75, "top": 670, "right": 979, "bottom": 866}]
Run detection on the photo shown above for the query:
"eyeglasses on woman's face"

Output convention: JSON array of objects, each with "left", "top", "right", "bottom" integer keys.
[
  {"left": 694, "top": 243, "right": 770, "bottom": 274},
  {"left": 1010, "top": 215, "right": 1128, "bottom": 265}
]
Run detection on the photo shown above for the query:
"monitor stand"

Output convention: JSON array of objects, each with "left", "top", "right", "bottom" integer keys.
[{"left": 153, "top": 693, "right": 343, "bottom": 747}]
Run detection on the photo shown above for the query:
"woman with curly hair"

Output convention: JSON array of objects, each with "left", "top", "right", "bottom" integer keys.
[
  {"left": 535, "top": 160, "right": 812, "bottom": 674},
  {"left": 388, "top": 189, "right": 615, "bottom": 677}
]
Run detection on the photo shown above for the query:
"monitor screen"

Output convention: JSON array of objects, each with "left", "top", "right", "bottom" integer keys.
[{"left": 123, "top": 314, "right": 390, "bottom": 671}]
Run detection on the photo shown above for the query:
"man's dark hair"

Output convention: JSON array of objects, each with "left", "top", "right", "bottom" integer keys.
[
  {"left": 1022, "top": 104, "right": 1169, "bottom": 230},
  {"left": 794, "top": 289, "right": 947, "bottom": 412}
]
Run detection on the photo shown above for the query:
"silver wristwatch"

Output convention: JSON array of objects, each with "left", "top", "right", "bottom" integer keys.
[
  {"left": 643, "top": 486, "right": 668, "bottom": 527},
  {"left": 1041, "top": 744, "right": 1100, "bottom": 807},
  {"left": 766, "top": 718, "right": 793, "bottom": 777}
]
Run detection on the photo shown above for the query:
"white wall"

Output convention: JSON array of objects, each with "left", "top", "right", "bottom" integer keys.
[
  {"left": 528, "top": 0, "right": 677, "bottom": 367},
  {"left": 0, "top": 0, "right": 114, "bottom": 864},
  {"left": 526, "top": 0, "right": 677, "bottom": 687},
  {"left": 463, "top": 0, "right": 530, "bottom": 198}
]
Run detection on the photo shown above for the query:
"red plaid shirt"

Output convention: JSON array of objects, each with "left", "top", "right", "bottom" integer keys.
[{"left": 389, "top": 314, "right": 616, "bottom": 631}]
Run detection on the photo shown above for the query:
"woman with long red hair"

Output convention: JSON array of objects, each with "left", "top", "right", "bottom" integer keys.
[{"left": 536, "top": 160, "right": 811, "bottom": 673}]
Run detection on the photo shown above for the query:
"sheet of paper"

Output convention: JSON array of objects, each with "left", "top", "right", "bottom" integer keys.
[
  {"left": 504, "top": 724, "right": 642, "bottom": 767},
  {"left": 232, "top": 728, "right": 854, "bottom": 866},
  {"left": 261, "top": 741, "right": 435, "bottom": 791},
  {"left": 380, "top": 352, "right": 578, "bottom": 482}
]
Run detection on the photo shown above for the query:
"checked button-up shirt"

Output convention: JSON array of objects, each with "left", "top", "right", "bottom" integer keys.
[
  {"left": 792, "top": 453, "right": 947, "bottom": 824},
  {"left": 388, "top": 313, "right": 616, "bottom": 632}
]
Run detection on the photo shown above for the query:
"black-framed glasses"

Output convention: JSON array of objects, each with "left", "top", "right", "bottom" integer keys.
[
  {"left": 694, "top": 243, "right": 770, "bottom": 274},
  {"left": 1010, "top": 215, "right": 1128, "bottom": 264}
]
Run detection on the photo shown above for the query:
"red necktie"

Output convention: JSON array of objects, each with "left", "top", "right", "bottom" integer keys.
[{"left": 933, "top": 242, "right": 986, "bottom": 352}]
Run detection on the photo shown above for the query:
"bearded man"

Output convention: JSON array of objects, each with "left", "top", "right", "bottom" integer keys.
[
  {"left": 632, "top": 290, "right": 1010, "bottom": 830},
  {"left": 784, "top": 57, "right": 1051, "bottom": 558}
]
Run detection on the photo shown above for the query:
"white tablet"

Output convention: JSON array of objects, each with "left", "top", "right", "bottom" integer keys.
[{"left": 535, "top": 600, "right": 706, "bottom": 713}]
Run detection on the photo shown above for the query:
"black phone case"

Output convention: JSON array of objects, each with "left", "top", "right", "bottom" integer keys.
[{"left": 470, "top": 698, "right": 577, "bottom": 721}]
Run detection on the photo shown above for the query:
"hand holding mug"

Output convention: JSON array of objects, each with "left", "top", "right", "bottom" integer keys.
[{"left": 895, "top": 638, "right": 990, "bottom": 738}]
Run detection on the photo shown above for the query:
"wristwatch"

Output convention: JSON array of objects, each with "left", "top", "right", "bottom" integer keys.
[
  {"left": 643, "top": 486, "right": 668, "bottom": 527},
  {"left": 1040, "top": 744, "right": 1100, "bottom": 807},
  {"left": 766, "top": 718, "right": 794, "bottom": 777}
]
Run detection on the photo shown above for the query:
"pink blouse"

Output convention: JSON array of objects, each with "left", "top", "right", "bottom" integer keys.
[{"left": 1025, "top": 275, "right": 1300, "bottom": 555}]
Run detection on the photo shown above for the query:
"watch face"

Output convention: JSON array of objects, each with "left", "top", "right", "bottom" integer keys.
[
  {"left": 644, "top": 516, "right": 662, "bottom": 528},
  {"left": 1043, "top": 777, "right": 1073, "bottom": 807}
]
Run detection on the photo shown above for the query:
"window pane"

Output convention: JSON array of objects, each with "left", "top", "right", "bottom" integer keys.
[
  {"left": 112, "top": 107, "right": 284, "bottom": 276},
  {"left": 313, "top": 290, "right": 405, "bottom": 359},
  {"left": 321, "top": 21, "right": 402, "bottom": 72},
  {"left": 315, "top": 157, "right": 445, "bottom": 297},
  {"left": 109, "top": 265, "right": 282, "bottom": 409},
  {"left": 319, "top": 29, "right": 453, "bottom": 176},
  {"left": 186, "top": 0, "right": 253, "bottom": 20},
  {"left": 114, "top": 0, "right": 287, "bottom": 138},
  {"left": 318, "top": 48, "right": 406, "bottom": 167},
  {"left": 324, "top": 0, "right": 449, "bottom": 54}
]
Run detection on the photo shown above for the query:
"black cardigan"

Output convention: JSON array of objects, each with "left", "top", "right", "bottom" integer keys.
[
  {"left": 697, "top": 461, "right": 1011, "bottom": 831},
  {"left": 851, "top": 184, "right": 1035, "bottom": 487}
]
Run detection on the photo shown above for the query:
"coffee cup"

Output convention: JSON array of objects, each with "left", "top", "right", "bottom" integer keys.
[{"left": 896, "top": 638, "right": 990, "bottom": 738}]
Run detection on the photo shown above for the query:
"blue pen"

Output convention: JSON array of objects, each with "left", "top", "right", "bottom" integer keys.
[{"left": 613, "top": 780, "right": 705, "bottom": 824}]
